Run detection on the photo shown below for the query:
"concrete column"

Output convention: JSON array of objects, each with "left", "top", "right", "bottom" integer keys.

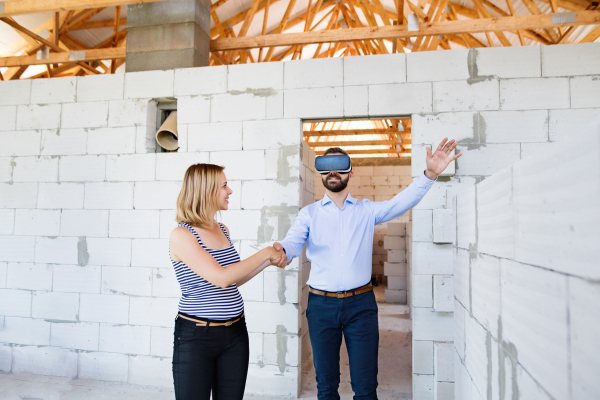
[{"left": 126, "top": 0, "right": 211, "bottom": 72}]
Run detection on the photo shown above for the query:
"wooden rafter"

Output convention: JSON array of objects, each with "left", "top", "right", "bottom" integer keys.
[
  {"left": 0, "top": 0, "right": 165, "bottom": 17},
  {"left": 0, "top": 48, "right": 126, "bottom": 68},
  {"left": 211, "top": 11, "right": 600, "bottom": 51}
]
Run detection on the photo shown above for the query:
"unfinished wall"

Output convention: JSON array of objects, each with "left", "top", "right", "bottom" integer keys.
[
  {"left": 453, "top": 126, "right": 600, "bottom": 399},
  {"left": 0, "top": 42, "right": 598, "bottom": 398},
  {"left": 0, "top": 68, "right": 308, "bottom": 396},
  {"left": 409, "top": 42, "right": 600, "bottom": 400}
]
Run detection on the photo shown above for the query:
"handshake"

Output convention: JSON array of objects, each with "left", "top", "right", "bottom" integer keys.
[{"left": 266, "top": 242, "right": 291, "bottom": 269}]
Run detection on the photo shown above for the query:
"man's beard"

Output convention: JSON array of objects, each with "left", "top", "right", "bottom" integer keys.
[{"left": 322, "top": 172, "right": 349, "bottom": 193}]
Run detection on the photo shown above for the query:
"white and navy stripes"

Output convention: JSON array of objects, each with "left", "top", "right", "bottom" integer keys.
[{"left": 171, "top": 222, "right": 244, "bottom": 320}]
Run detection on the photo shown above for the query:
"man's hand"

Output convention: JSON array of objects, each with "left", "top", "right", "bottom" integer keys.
[
  {"left": 425, "top": 138, "right": 462, "bottom": 180},
  {"left": 273, "top": 242, "right": 293, "bottom": 268}
]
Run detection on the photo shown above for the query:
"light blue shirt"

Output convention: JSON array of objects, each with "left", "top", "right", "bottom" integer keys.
[{"left": 279, "top": 172, "right": 436, "bottom": 292}]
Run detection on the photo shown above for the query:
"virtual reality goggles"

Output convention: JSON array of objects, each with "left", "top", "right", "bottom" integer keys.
[{"left": 314, "top": 154, "right": 352, "bottom": 175}]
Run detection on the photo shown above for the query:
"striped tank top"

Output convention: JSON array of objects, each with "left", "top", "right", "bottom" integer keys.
[{"left": 171, "top": 222, "right": 244, "bottom": 320}]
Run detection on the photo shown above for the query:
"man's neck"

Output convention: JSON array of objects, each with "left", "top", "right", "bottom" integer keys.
[{"left": 326, "top": 188, "right": 349, "bottom": 210}]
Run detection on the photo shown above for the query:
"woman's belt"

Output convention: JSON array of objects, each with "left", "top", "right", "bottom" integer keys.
[{"left": 177, "top": 312, "right": 244, "bottom": 326}]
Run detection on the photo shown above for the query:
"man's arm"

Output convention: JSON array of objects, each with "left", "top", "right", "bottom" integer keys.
[
  {"left": 273, "top": 207, "right": 310, "bottom": 264},
  {"left": 371, "top": 138, "right": 462, "bottom": 225}
]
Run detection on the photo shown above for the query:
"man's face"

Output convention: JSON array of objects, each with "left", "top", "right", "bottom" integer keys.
[{"left": 320, "top": 153, "right": 351, "bottom": 193}]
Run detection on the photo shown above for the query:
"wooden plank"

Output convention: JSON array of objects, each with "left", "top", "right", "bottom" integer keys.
[
  {"left": 308, "top": 139, "right": 401, "bottom": 147},
  {"left": 304, "top": 128, "right": 410, "bottom": 136},
  {"left": 264, "top": 0, "right": 298, "bottom": 61},
  {"left": 210, "top": 0, "right": 282, "bottom": 38},
  {"left": 0, "top": 47, "right": 126, "bottom": 68},
  {"left": 0, "top": 0, "right": 165, "bottom": 17},
  {"left": 228, "top": 0, "right": 261, "bottom": 63},
  {"left": 521, "top": 0, "right": 560, "bottom": 42},
  {"left": 472, "top": 0, "right": 512, "bottom": 46},
  {"left": 211, "top": 11, "right": 600, "bottom": 50},
  {"left": 315, "top": 149, "right": 410, "bottom": 155}
]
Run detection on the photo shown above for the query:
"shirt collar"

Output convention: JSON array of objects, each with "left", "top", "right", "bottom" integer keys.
[{"left": 321, "top": 193, "right": 358, "bottom": 206}]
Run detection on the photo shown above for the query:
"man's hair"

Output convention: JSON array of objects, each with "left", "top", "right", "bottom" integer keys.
[{"left": 323, "top": 147, "right": 349, "bottom": 156}]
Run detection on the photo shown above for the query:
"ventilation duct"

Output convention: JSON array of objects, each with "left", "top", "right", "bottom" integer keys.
[{"left": 156, "top": 111, "right": 178, "bottom": 151}]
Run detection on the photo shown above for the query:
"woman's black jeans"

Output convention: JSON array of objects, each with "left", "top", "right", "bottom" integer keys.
[{"left": 172, "top": 313, "right": 250, "bottom": 400}]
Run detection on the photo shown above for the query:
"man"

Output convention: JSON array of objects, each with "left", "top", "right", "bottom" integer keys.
[{"left": 275, "top": 138, "right": 461, "bottom": 400}]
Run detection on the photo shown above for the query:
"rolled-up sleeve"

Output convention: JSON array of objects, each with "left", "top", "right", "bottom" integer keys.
[
  {"left": 371, "top": 172, "right": 436, "bottom": 225},
  {"left": 278, "top": 207, "right": 310, "bottom": 260}
]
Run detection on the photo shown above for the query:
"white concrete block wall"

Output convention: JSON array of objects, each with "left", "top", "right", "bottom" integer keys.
[
  {"left": 1, "top": 43, "right": 598, "bottom": 398},
  {"left": 453, "top": 124, "right": 600, "bottom": 399}
]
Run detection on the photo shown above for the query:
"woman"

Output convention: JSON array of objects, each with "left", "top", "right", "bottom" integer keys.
[{"left": 170, "top": 163, "right": 285, "bottom": 400}]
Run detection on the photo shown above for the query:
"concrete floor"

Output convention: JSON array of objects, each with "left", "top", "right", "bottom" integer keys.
[{"left": 0, "top": 287, "right": 412, "bottom": 400}]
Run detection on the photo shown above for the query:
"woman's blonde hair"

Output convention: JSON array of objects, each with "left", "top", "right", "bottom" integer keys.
[{"left": 176, "top": 163, "right": 224, "bottom": 228}]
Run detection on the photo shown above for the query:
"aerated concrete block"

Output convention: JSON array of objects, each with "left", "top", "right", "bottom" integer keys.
[
  {"left": 454, "top": 300, "right": 466, "bottom": 362},
  {"left": 284, "top": 87, "right": 343, "bottom": 119},
  {"left": 241, "top": 180, "right": 299, "bottom": 209},
  {"left": 477, "top": 166, "right": 513, "bottom": 258},
  {"left": 211, "top": 92, "right": 266, "bottom": 122},
  {"left": 0, "top": 106, "right": 17, "bottom": 131},
  {"left": 344, "top": 85, "right": 368, "bottom": 118},
  {"left": 453, "top": 248, "right": 470, "bottom": 312},
  {"left": 413, "top": 374, "right": 435, "bottom": 400},
  {"left": 388, "top": 276, "right": 407, "bottom": 290},
  {"left": 14, "top": 209, "right": 61, "bottom": 236},
  {"left": 134, "top": 181, "right": 180, "bottom": 210},
  {"left": 99, "top": 324, "right": 151, "bottom": 355},
  {"left": 433, "top": 80, "right": 499, "bottom": 112},
  {"left": 433, "top": 275, "right": 453, "bottom": 312},
  {"left": 474, "top": 46, "right": 541, "bottom": 79},
  {"left": 464, "top": 314, "right": 487, "bottom": 397},
  {"left": 101, "top": 266, "right": 152, "bottom": 296},
  {"left": 129, "top": 297, "right": 179, "bottom": 327},
  {"left": 78, "top": 351, "right": 128, "bottom": 382},
  {"left": 151, "top": 326, "right": 174, "bottom": 357},
  {"left": 50, "top": 321, "right": 99, "bottom": 351},
  {"left": 455, "top": 143, "right": 520, "bottom": 177},
  {"left": 413, "top": 340, "right": 434, "bottom": 374},
  {"left": 242, "top": 119, "right": 301, "bottom": 150},
  {"left": 84, "top": 182, "right": 133, "bottom": 210},
  {"left": 77, "top": 74, "right": 125, "bottom": 102},
  {"left": 32, "top": 291, "right": 79, "bottom": 321},
  {"left": 106, "top": 154, "right": 156, "bottom": 181},
  {"left": 59, "top": 155, "right": 106, "bottom": 181},
  {"left": 266, "top": 90, "right": 284, "bottom": 119},
  {"left": 52, "top": 265, "right": 101, "bottom": 293},
  {"left": 0, "top": 210, "right": 14, "bottom": 234},
  {"left": 434, "top": 342, "right": 455, "bottom": 382},
  {"left": 151, "top": 267, "right": 181, "bottom": 298},
  {"left": 284, "top": 58, "right": 343, "bottom": 89},
  {"left": 501, "top": 259, "right": 569, "bottom": 399},
  {"left": 12, "top": 345, "right": 77, "bottom": 378},
  {"left": 61, "top": 101, "right": 108, "bottom": 129},
  {"left": 412, "top": 112, "right": 477, "bottom": 146},
  {"left": 17, "top": 104, "right": 61, "bottom": 130},
  {"left": 109, "top": 210, "right": 160, "bottom": 239},
  {"left": 412, "top": 242, "right": 453, "bottom": 275},
  {"left": 387, "top": 222, "right": 406, "bottom": 236},
  {"left": 571, "top": 76, "right": 600, "bottom": 108},
  {"left": 541, "top": 42, "right": 600, "bottom": 77},
  {"left": 155, "top": 152, "right": 208, "bottom": 180},
  {"left": 548, "top": 108, "right": 600, "bottom": 142},
  {"left": 31, "top": 76, "right": 76, "bottom": 104},
  {"left": 385, "top": 289, "right": 407, "bottom": 304},
  {"left": 0, "top": 316, "right": 49, "bottom": 345},
  {"left": 131, "top": 239, "right": 170, "bottom": 268},
  {"left": 500, "top": 78, "right": 569, "bottom": 110},
  {"left": 433, "top": 209, "right": 454, "bottom": 244},
  {"left": 41, "top": 128, "right": 87, "bottom": 156},
  {"left": 87, "top": 127, "right": 136, "bottom": 155},
  {"left": 408, "top": 48, "right": 469, "bottom": 82},
  {"left": 471, "top": 254, "right": 500, "bottom": 335},
  {"left": 0, "top": 131, "right": 40, "bottom": 157},
  {"left": 174, "top": 65, "right": 227, "bottom": 96},
  {"left": 60, "top": 210, "right": 109, "bottom": 237},
  {"left": 0, "top": 80, "right": 31, "bottom": 106},
  {"left": 210, "top": 150, "right": 266, "bottom": 180},
  {"left": 79, "top": 294, "right": 129, "bottom": 324},
  {"left": 569, "top": 277, "right": 600, "bottom": 399},
  {"left": 388, "top": 249, "right": 406, "bottom": 263},
  {"left": 6, "top": 262, "right": 52, "bottom": 291},
  {"left": 384, "top": 236, "right": 406, "bottom": 250},
  {"left": 34, "top": 236, "right": 78, "bottom": 265},
  {"left": 369, "top": 82, "right": 432, "bottom": 116},
  {"left": 480, "top": 110, "right": 549, "bottom": 143},
  {"left": 229, "top": 62, "right": 283, "bottom": 91},
  {"left": 0, "top": 343, "right": 11, "bottom": 372},
  {"left": 345, "top": 53, "right": 406, "bottom": 85},
  {"left": 434, "top": 381, "right": 454, "bottom": 400},
  {"left": 13, "top": 156, "right": 58, "bottom": 182},
  {"left": 124, "top": 70, "right": 174, "bottom": 99},
  {"left": 0, "top": 236, "right": 35, "bottom": 263}
]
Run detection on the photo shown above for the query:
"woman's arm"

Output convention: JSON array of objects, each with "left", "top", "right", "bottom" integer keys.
[{"left": 170, "top": 227, "right": 282, "bottom": 288}]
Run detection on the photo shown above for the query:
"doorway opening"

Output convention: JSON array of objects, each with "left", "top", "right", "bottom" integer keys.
[{"left": 299, "top": 117, "right": 414, "bottom": 399}]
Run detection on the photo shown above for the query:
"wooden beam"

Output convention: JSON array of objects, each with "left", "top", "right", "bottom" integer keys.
[
  {"left": 0, "top": 47, "right": 126, "bottom": 68},
  {"left": 228, "top": 0, "right": 261, "bottom": 63},
  {"left": 0, "top": 17, "right": 64, "bottom": 52},
  {"left": 211, "top": 11, "right": 600, "bottom": 51},
  {"left": 0, "top": 0, "right": 165, "bottom": 17},
  {"left": 69, "top": 17, "right": 127, "bottom": 30},
  {"left": 521, "top": 0, "right": 561, "bottom": 42},
  {"left": 211, "top": 0, "right": 232, "bottom": 12},
  {"left": 308, "top": 139, "right": 401, "bottom": 147},
  {"left": 579, "top": 23, "right": 600, "bottom": 42},
  {"left": 264, "top": 0, "right": 298, "bottom": 61},
  {"left": 304, "top": 128, "right": 410, "bottom": 136},
  {"left": 210, "top": 0, "right": 282, "bottom": 38},
  {"left": 314, "top": 149, "right": 410, "bottom": 155}
]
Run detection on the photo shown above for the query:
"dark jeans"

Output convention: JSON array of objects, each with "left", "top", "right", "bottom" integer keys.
[
  {"left": 307, "top": 289, "right": 379, "bottom": 400},
  {"left": 172, "top": 313, "right": 249, "bottom": 400}
]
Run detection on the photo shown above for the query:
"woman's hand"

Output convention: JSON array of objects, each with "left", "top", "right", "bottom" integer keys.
[{"left": 267, "top": 247, "right": 286, "bottom": 268}]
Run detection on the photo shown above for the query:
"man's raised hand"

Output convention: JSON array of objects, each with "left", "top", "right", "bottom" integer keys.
[{"left": 424, "top": 138, "right": 462, "bottom": 180}]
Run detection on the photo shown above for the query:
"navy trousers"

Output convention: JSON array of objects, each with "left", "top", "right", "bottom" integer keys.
[{"left": 306, "top": 289, "right": 379, "bottom": 400}]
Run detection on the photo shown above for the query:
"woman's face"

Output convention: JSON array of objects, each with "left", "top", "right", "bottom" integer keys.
[{"left": 218, "top": 172, "right": 233, "bottom": 211}]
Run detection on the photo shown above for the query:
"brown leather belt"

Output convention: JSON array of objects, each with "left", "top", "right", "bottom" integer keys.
[
  {"left": 309, "top": 284, "right": 374, "bottom": 298},
  {"left": 177, "top": 312, "right": 244, "bottom": 327}
]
